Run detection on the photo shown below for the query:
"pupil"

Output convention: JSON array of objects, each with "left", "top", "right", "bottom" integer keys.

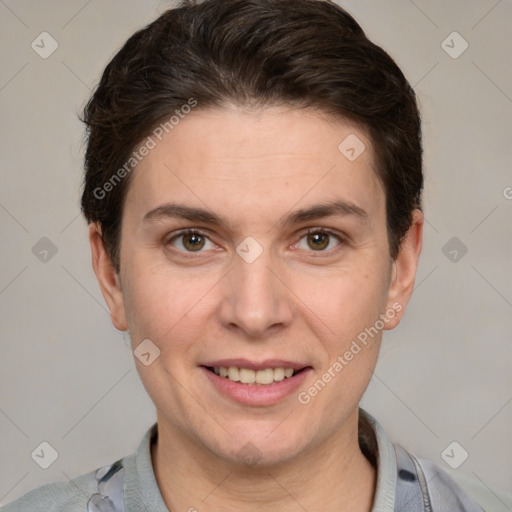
[
  {"left": 185, "top": 234, "right": 204, "bottom": 251},
  {"left": 308, "top": 232, "right": 328, "bottom": 250}
]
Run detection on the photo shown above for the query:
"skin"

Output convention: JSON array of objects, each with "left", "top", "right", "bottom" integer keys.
[{"left": 90, "top": 105, "right": 423, "bottom": 512}]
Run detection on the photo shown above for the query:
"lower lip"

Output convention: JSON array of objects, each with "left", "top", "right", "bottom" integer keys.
[{"left": 201, "top": 367, "right": 312, "bottom": 406}]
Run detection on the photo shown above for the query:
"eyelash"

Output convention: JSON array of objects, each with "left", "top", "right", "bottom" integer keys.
[{"left": 165, "top": 228, "right": 346, "bottom": 256}]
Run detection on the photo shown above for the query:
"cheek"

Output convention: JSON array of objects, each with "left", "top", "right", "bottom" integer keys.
[
  {"left": 293, "top": 262, "right": 390, "bottom": 344},
  {"left": 121, "top": 261, "right": 216, "bottom": 348}
]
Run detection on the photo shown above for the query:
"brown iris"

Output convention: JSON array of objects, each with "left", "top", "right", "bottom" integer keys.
[
  {"left": 182, "top": 233, "right": 206, "bottom": 251},
  {"left": 307, "top": 232, "right": 330, "bottom": 250}
]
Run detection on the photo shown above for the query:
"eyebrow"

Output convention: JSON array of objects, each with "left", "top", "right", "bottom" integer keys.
[{"left": 142, "top": 199, "right": 368, "bottom": 229}]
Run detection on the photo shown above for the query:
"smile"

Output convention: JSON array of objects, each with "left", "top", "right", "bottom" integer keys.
[
  {"left": 208, "top": 366, "right": 300, "bottom": 385},
  {"left": 201, "top": 362, "right": 312, "bottom": 406}
]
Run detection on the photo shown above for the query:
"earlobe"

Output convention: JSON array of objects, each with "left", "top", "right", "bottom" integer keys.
[
  {"left": 384, "top": 209, "right": 424, "bottom": 330},
  {"left": 89, "top": 224, "right": 128, "bottom": 331}
]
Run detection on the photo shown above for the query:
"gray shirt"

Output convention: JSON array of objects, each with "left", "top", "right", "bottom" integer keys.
[{"left": 2, "top": 410, "right": 510, "bottom": 511}]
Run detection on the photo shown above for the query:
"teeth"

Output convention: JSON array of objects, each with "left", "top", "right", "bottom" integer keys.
[
  {"left": 256, "top": 368, "right": 274, "bottom": 385},
  {"left": 273, "top": 367, "right": 285, "bottom": 381},
  {"left": 213, "top": 366, "right": 298, "bottom": 385},
  {"left": 227, "top": 367, "right": 240, "bottom": 381},
  {"left": 239, "top": 368, "right": 256, "bottom": 384}
]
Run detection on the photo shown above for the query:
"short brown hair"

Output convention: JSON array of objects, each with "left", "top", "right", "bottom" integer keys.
[{"left": 81, "top": 0, "right": 423, "bottom": 271}]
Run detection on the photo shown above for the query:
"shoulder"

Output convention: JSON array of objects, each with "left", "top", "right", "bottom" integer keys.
[
  {"left": 2, "top": 424, "right": 159, "bottom": 512},
  {"left": 414, "top": 454, "right": 512, "bottom": 512},
  {"left": 2, "top": 466, "right": 101, "bottom": 512}
]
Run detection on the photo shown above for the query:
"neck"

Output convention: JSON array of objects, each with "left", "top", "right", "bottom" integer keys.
[{"left": 151, "top": 411, "right": 377, "bottom": 512}]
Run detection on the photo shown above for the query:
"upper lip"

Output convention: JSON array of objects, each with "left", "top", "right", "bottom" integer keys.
[{"left": 201, "top": 359, "right": 310, "bottom": 371}]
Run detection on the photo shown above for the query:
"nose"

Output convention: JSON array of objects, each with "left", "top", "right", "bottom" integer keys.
[{"left": 217, "top": 248, "right": 294, "bottom": 339}]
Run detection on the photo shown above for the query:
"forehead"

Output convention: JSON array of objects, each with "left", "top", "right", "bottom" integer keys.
[{"left": 124, "top": 106, "right": 384, "bottom": 228}]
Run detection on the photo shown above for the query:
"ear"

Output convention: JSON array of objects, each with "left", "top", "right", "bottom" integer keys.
[
  {"left": 89, "top": 223, "right": 128, "bottom": 331},
  {"left": 384, "top": 209, "right": 423, "bottom": 330}
]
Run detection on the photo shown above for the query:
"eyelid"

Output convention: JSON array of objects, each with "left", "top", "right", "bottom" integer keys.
[
  {"left": 304, "top": 227, "right": 343, "bottom": 236},
  {"left": 166, "top": 227, "right": 209, "bottom": 240}
]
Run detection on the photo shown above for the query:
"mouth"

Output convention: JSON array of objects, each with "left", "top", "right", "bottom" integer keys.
[
  {"left": 200, "top": 360, "right": 313, "bottom": 406},
  {"left": 203, "top": 365, "right": 309, "bottom": 385}
]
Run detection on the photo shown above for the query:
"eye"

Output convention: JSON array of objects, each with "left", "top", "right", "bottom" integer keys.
[
  {"left": 167, "top": 230, "right": 216, "bottom": 253},
  {"left": 294, "top": 229, "right": 342, "bottom": 252}
]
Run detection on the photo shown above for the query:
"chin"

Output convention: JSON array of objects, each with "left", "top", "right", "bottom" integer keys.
[{"left": 207, "top": 426, "right": 311, "bottom": 468}]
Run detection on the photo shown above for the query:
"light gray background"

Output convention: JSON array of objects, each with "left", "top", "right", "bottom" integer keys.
[{"left": 1, "top": 0, "right": 511, "bottom": 506}]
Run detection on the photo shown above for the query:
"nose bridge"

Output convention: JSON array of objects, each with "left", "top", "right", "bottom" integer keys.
[{"left": 219, "top": 245, "right": 292, "bottom": 337}]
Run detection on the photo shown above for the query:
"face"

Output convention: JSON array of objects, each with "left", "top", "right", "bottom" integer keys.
[{"left": 91, "top": 106, "right": 422, "bottom": 466}]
